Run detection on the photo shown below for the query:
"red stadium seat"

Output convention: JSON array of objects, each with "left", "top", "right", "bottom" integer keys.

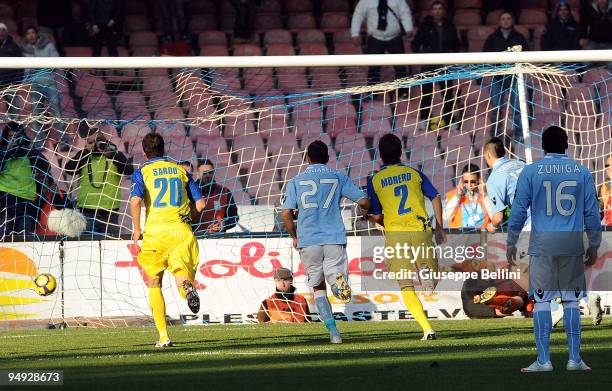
[
  {"left": 200, "top": 44, "right": 229, "bottom": 56},
  {"left": 287, "top": 13, "right": 317, "bottom": 31},
  {"left": 454, "top": 10, "right": 481, "bottom": 25},
  {"left": 286, "top": 1, "right": 314, "bottom": 13},
  {"left": 198, "top": 31, "right": 227, "bottom": 46},
  {"left": 333, "top": 29, "right": 353, "bottom": 43},
  {"left": 232, "top": 134, "right": 267, "bottom": 169},
  {"left": 258, "top": 106, "right": 289, "bottom": 139},
  {"left": 455, "top": 0, "right": 482, "bottom": 9},
  {"left": 519, "top": 9, "right": 548, "bottom": 26},
  {"left": 266, "top": 43, "right": 295, "bottom": 55},
  {"left": 188, "top": 14, "right": 218, "bottom": 33},
  {"left": 224, "top": 112, "right": 257, "bottom": 138},
  {"left": 244, "top": 67, "right": 275, "bottom": 95},
  {"left": 296, "top": 29, "right": 326, "bottom": 44},
  {"left": 264, "top": 29, "right": 292, "bottom": 45},
  {"left": 194, "top": 134, "right": 227, "bottom": 154},
  {"left": 276, "top": 68, "right": 308, "bottom": 92},
  {"left": 335, "top": 133, "right": 367, "bottom": 156},
  {"left": 255, "top": 12, "right": 284, "bottom": 32},
  {"left": 321, "top": 12, "right": 350, "bottom": 32},
  {"left": 334, "top": 42, "right": 360, "bottom": 54},
  {"left": 267, "top": 134, "right": 299, "bottom": 157},
  {"left": 299, "top": 42, "right": 328, "bottom": 55},
  {"left": 324, "top": 98, "right": 357, "bottom": 137},
  {"left": 64, "top": 46, "right": 93, "bottom": 57},
  {"left": 233, "top": 43, "right": 262, "bottom": 56}
]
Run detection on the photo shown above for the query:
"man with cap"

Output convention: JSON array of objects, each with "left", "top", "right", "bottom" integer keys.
[{"left": 257, "top": 268, "right": 310, "bottom": 323}]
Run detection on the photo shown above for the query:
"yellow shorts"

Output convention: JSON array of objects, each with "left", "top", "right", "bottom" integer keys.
[
  {"left": 385, "top": 231, "right": 438, "bottom": 288},
  {"left": 138, "top": 223, "right": 199, "bottom": 280}
]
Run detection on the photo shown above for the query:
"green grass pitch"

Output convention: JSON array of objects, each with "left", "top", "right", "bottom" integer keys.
[{"left": 0, "top": 318, "right": 610, "bottom": 391}]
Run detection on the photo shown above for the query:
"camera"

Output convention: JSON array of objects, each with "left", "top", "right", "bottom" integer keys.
[{"left": 94, "top": 140, "right": 117, "bottom": 154}]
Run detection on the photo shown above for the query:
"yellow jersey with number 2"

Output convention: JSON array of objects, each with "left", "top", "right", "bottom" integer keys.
[{"left": 366, "top": 164, "right": 439, "bottom": 232}]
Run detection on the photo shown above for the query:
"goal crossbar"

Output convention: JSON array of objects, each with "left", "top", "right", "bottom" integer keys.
[{"left": 2, "top": 50, "right": 612, "bottom": 69}]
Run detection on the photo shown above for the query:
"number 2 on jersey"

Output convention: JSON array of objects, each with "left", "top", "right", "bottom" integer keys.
[
  {"left": 153, "top": 177, "right": 183, "bottom": 207},
  {"left": 394, "top": 184, "right": 412, "bottom": 215}
]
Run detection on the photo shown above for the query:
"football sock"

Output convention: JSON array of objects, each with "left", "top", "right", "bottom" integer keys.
[
  {"left": 563, "top": 301, "right": 582, "bottom": 363},
  {"left": 314, "top": 290, "right": 340, "bottom": 337},
  {"left": 401, "top": 287, "right": 433, "bottom": 333},
  {"left": 149, "top": 287, "right": 169, "bottom": 342},
  {"left": 533, "top": 301, "right": 553, "bottom": 364}
]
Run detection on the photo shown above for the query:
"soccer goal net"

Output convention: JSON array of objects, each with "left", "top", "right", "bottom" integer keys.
[{"left": 1, "top": 51, "right": 611, "bottom": 327}]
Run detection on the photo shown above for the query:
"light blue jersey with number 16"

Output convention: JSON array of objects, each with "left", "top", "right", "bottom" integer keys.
[
  {"left": 507, "top": 154, "right": 602, "bottom": 256},
  {"left": 282, "top": 164, "right": 366, "bottom": 248}
]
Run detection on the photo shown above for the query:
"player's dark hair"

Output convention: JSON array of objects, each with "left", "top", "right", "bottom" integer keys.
[
  {"left": 307, "top": 140, "right": 329, "bottom": 164},
  {"left": 431, "top": 0, "right": 446, "bottom": 9},
  {"left": 378, "top": 133, "right": 403, "bottom": 165},
  {"left": 461, "top": 163, "right": 480, "bottom": 179},
  {"left": 142, "top": 132, "right": 165, "bottom": 158},
  {"left": 542, "top": 125, "right": 568, "bottom": 154},
  {"left": 499, "top": 11, "right": 514, "bottom": 21},
  {"left": 484, "top": 137, "right": 506, "bottom": 159},
  {"left": 198, "top": 158, "right": 214, "bottom": 169}
]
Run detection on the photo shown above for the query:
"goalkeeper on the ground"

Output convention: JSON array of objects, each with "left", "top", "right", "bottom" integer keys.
[{"left": 130, "top": 132, "right": 205, "bottom": 348}]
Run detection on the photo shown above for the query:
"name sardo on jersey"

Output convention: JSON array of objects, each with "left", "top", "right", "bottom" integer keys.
[{"left": 152, "top": 167, "right": 179, "bottom": 176}]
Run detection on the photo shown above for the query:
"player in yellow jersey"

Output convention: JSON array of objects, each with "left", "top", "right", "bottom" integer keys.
[
  {"left": 366, "top": 133, "right": 446, "bottom": 340},
  {"left": 130, "top": 133, "right": 206, "bottom": 347}
]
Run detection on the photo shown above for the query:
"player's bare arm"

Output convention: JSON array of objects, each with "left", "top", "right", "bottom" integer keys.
[
  {"left": 280, "top": 209, "right": 298, "bottom": 249},
  {"left": 130, "top": 196, "right": 143, "bottom": 246},
  {"left": 431, "top": 195, "right": 446, "bottom": 244}
]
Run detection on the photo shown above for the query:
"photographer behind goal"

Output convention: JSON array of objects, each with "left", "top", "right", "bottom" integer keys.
[{"left": 65, "top": 127, "right": 133, "bottom": 238}]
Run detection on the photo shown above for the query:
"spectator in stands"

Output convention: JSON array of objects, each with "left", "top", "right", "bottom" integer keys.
[
  {"left": 257, "top": 268, "right": 310, "bottom": 323},
  {"left": 21, "top": 26, "right": 63, "bottom": 151},
  {"left": 231, "top": 0, "right": 257, "bottom": 43},
  {"left": 586, "top": 0, "right": 612, "bottom": 66},
  {"left": 0, "top": 22, "right": 23, "bottom": 91},
  {"left": 541, "top": 1, "right": 587, "bottom": 51},
  {"left": 481, "top": 0, "right": 520, "bottom": 24},
  {"left": 89, "top": 0, "right": 120, "bottom": 57},
  {"left": 64, "top": 130, "right": 133, "bottom": 238},
  {"left": 411, "top": 1, "right": 460, "bottom": 130},
  {"left": 483, "top": 12, "right": 529, "bottom": 140},
  {"left": 192, "top": 159, "right": 239, "bottom": 235},
  {"left": 159, "top": 0, "right": 189, "bottom": 43},
  {"left": 350, "top": 0, "right": 414, "bottom": 93},
  {"left": 599, "top": 154, "right": 612, "bottom": 226},
  {"left": 444, "top": 163, "right": 491, "bottom": 230},
  {"left": 61, "top": 1, "right": 90, "bottom": 47},
  {"left": 0, "top": 123, "right": 52, "bottom": 238}
]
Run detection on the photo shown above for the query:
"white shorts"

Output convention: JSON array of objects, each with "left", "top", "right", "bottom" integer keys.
[
  {"left": 299, "top": 244, "right": 348, "bottom": 288},
  {"left": 529, "top": 255, "right": 586, "bottom": 302}
]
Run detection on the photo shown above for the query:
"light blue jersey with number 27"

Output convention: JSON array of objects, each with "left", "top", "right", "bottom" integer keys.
[
  {"left": 507, "top": 154, "right": 602, "bottom": 256},
  {"left": 282, "top": 164, "right": 366, "bottom": 248}
]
